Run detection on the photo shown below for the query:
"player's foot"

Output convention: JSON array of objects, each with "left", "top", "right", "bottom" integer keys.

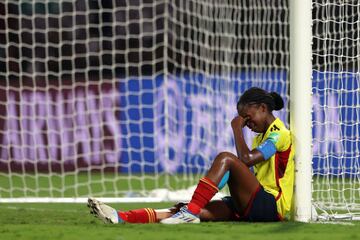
[
  {"left": 88, "top": 197, "right": 123, "bottom": 224},
  {"left": 160, "top": 206, "right": 200, "bottom": 224}
]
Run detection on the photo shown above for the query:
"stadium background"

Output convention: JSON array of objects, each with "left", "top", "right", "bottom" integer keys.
[{"left": 0, "top": 1, "right": 357, "bottom": 176}]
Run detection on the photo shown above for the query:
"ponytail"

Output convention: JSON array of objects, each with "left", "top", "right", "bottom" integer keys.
[
  {"left": 237, "top": 87, "right": 284, "bottom": 112},
  {"left": 269, "top": 92, "right": 284, "bottom": 111}
]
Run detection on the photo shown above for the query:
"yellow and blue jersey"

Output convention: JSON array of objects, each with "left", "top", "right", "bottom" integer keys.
[{"left": 252, "top": 118, "right": 295, "bottom": 219}]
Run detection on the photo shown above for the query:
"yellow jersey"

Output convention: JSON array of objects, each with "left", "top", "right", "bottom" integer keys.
[{"left": 252, "top": 118, "right": 295, "bottom": 219}]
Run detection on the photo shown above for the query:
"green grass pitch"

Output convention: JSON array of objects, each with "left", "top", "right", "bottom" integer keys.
[
  {"left": 1, "top": 173, "right": 360, "bottom": 239},
  {"left": 1, "top": 202, "right": 359, "bottom": 240}
]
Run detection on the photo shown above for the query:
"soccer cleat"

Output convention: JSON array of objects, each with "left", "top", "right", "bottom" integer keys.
[
  {"left": 160, "top": 206, "right": 200, "bottom": 224},
  {"left": 88, "top": 197, "right": 123, "bottom": 224}
]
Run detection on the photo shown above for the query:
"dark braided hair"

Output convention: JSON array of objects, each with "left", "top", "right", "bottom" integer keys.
[{"left": 237, "top": 87, "right": 284, "bottom": 112}]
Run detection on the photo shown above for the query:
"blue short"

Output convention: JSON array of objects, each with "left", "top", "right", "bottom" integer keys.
[{"left": 222, "top": 185, "right": 280, "bottom": 222}]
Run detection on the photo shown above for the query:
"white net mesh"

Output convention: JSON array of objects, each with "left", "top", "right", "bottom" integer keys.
[
  {"left": 0, "top": 0, "right": 289, "bottom": 201},
  {"left": 312, "top": 0, "right": 360, "bottom": 219}
]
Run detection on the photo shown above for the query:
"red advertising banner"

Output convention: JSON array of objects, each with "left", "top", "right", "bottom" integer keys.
[{"left": 0, "top": 81, "right": 121, "bottom": 172}]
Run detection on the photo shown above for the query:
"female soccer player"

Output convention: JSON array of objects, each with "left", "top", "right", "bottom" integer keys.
[{"left": 88, "top": 87, "right": 295, "bottom": 224}]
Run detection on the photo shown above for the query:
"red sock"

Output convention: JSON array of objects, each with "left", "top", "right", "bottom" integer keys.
[
  {"left": 118, "top": 208, "right": 157, "bottom": 223},
  {"left": 187, "top": 177, "right": 219, "bottom": 215}
]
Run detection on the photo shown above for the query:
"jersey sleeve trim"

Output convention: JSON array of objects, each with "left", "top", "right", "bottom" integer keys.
[{"left": 267, "top": 132, "right": 280, "bottom": 144}]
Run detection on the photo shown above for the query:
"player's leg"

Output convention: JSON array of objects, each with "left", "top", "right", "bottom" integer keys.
[
  {"left": 88, "top": 197, "right": 180, "bottom": 224},
  {"left": 88, "top": 197, "right": 235, "bottom": 224},
  {"left": 208, "top": 152, "right": 279, "bottom": 222},
  {"left": 199, "top": 200, "right": 234, "bottom": 221},
  {"left": 205, "top": 152, "right": 260, "bottom": 212},
  {"left": 161, "top": 151, "right": 259, "bottom": 224},
  {"left": 89, "top": 152, "right": 259, "bottom": 224}
]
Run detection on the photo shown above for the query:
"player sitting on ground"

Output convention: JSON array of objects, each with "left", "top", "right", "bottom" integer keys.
[{"left": 88, "top": 87, "right": 295, "bottom": 224}]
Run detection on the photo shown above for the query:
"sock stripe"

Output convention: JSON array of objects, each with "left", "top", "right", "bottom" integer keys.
[
  {"left": 144, "top": 208, "right": 156, "bottom": 223},
  {"left": 150, "top": 209, "right": 156, "bottom": 223},
  {"left": 149, "top": 208, "right": 156, "bottom": 223},
  {"left": 200, "top": 177, "right": 219, "bottom": 191}
]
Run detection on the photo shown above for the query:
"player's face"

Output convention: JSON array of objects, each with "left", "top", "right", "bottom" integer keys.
[{"left": 237, "top": 103, "right": 268, "bottom": 133}]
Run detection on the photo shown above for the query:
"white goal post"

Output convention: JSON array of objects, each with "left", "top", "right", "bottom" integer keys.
[
  {"left": 0, "top": 0, "right": 359, "bottom": 222},
  {"left": 289, "top": 0, "right": 313, "bottom": 222}
]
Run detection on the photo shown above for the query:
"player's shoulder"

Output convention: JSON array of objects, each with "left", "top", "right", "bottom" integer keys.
[
  {"left": 270, "top": 118, "right": 289, "bottom": 135},
  {"left": 268, "top": 118, "right": 291, "bottom": 144}
]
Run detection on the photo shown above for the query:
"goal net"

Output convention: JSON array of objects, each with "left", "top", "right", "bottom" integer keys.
[
  {"left": 0, "top": 0, "right": 359, "bottom": 221},
  {"left": 0, "top": 0, "right": 289, "bottom": 202},
  {"left": 312, "top": 0, "right": 360, "bottom": 220}
]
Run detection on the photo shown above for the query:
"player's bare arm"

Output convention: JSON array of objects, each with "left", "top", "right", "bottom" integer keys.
[{"left": 231, "top": 115, "right": 264, "bottom": 167}]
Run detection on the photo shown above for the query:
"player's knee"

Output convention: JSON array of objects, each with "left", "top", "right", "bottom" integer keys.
[{"left": 215, "top": 152, "right": 237, "bottom": 167}]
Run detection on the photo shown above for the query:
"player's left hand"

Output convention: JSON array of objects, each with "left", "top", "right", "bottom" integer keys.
[
  {"left": 169, "top": 202, "right": 188, "bottom": 214},
  {"left": 231, "top": 116, "right": 249, "bottom": 130}
]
